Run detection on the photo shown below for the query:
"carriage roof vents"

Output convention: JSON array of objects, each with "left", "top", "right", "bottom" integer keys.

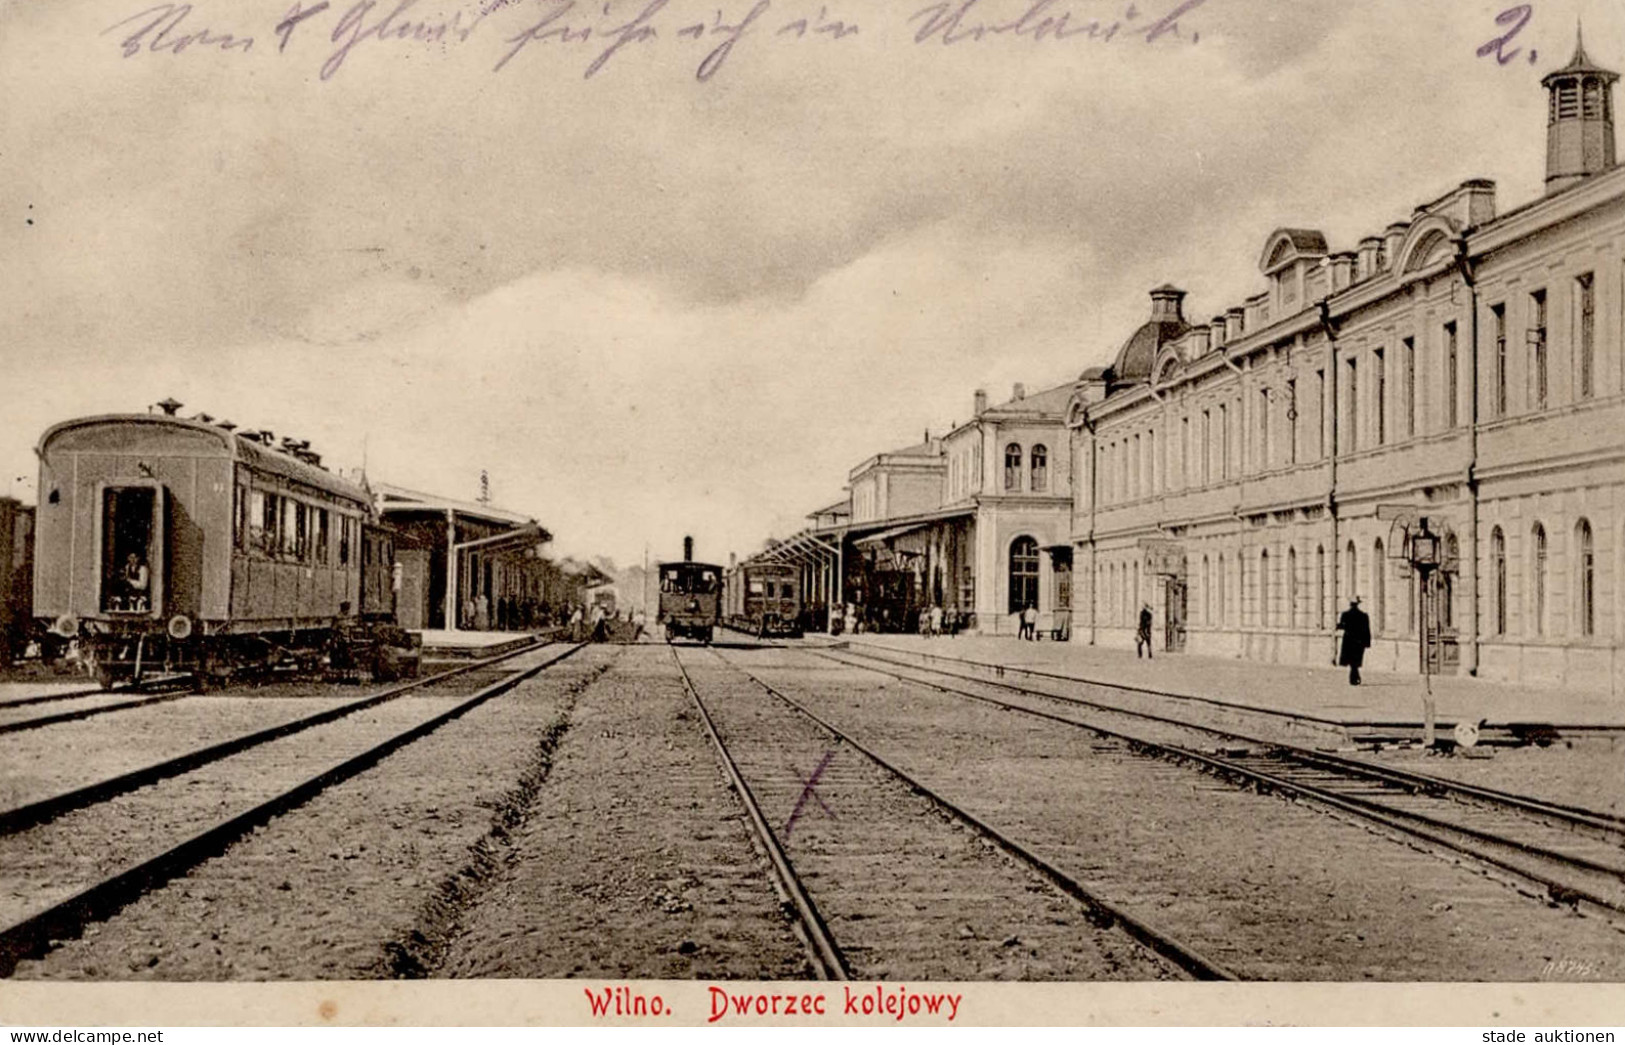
[
  {"left": 155, "top": 397, "right": 183, "bottom": 416},
  {"left": 191, "top": 412, "right": 214, "bottom": 423},
  {"left": 216, "top": 420, "right": 237, "bottom": 431}
]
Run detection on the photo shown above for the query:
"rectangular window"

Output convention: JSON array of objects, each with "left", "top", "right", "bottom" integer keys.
[
  {"left": 1576, "top": 272, "right": 1595, "bottom": 399},
  {"left": 1444, "top": 321, "right": 1459, "bottom": 429},
  {"left": 1315, "top": 369, "right": 1326, "bottom": 459},
  {"left": 1258, "top": 387, "right": 1270, "bottom": 471},
  {"left": 1345, "top": 358, "right": 1359, "bottom": 451},
  {"left": 1492, "top": 303, "right": 1508, "bottom": 417},
  {"left": 339, "top": 516, "right": 352, "bottom": 565},
  {"left": 235, "top": 484, "right": 250, "bottom": 551},
  {"left": 1374, "top": 347, "right": 1386, "bottom": 445},
  {"left": 1402, "top": 336, "right": 1416, "bottom": 438},
  {"left": 316, "top": 508, "right": 330, "bottom": 565},
  {"left": 1180, "top": 415, "right": 1190, "bottom": 489},
  {"left": 1286, "top": 379, "right": 1298, "bottom": 464},
  {"left": 1202, "top": 411, "right": 1211, "bottom": 485},
  {"left": 1529, "top": 288, "right": 1548, "bottom": 410},
  {"left": 258, "top": 493, "right": 279, "bottom": 557}
]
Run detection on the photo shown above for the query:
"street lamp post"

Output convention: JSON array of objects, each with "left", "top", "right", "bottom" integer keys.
[{"left": 1408, "top": 518, "right": 1442, "bottom": 745}]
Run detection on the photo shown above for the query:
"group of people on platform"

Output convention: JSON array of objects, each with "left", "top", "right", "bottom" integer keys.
[
  {"left": 827, "top": 592, "right": 1375, "bottom": 686},
  {"left": 457, "top": 595, "right": 605, "bottom": 633},
  {"left": 832, "top": 603, "right": 972, "bottom": 637}
]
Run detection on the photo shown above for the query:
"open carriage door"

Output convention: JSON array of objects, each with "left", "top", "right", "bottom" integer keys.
[{"left": 95, "top": 480, "right": 166, "bottom": 619}]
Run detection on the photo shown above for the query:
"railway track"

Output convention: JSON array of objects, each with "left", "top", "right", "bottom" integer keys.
[
  {"left": 0, "top": 641, "right": 583, "bottom": 976},
  {"left": 814, "top": 644, "right": 1625, "bottom": 922},
  {"left": 669, "top": 644, "right": 1230, "bottom": 981},
  {"left": 0, "top": 684, "right": 123, "bottom": 710},
  {"left": 0, "top": 640, "right": 564, "bottom": 835}
]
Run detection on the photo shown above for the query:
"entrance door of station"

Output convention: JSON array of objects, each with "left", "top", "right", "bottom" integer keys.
[{"left": 1164, "top": 577, "right": 1187, "bottom": 653}]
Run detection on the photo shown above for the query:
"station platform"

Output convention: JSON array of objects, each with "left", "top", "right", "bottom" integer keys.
[
  {"left": 819, "top": 633, "right": 1625, "bottom": 734},
  {"left": 414, "top": 629, "right": 545, "bottom": 660}
]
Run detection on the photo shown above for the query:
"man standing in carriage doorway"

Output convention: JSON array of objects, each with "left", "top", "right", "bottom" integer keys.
[{"left": 1336, "top": 596, "right": 1371, "bottom": 686}]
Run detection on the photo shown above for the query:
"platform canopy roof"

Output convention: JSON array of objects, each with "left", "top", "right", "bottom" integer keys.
[{"left": 374, "top": 481, "right": 551, "bottom": 540}]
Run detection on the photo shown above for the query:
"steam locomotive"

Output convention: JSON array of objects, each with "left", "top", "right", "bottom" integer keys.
[{"left": 656, "top": 536, "right": 720, "bottom": 644}]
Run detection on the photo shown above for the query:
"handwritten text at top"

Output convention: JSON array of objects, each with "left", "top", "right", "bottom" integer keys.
[{"left": 99, "top": 0, "right": 1210, "bottom": 82}]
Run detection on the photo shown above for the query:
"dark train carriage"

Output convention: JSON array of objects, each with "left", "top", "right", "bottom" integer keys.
[
  {"left": 657, "top": 561, "right": 721, "bottom": 644},
  {"left": 0, "top": 498, "right": 35, "bottom": 665},
  {"left": 724, "top": 560, "right": 803, "bottom": 638},
  {"left": 33, "top": 412, "right": 403, "bottom": 686}
]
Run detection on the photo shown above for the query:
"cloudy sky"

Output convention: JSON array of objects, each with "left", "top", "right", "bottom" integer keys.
[{"left": 1, "top": 0, "right": 1614, "bottom": 565}]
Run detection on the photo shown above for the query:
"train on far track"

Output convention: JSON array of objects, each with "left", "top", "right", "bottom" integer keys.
[
  {"left": 722, "top": 559, "right": 803, "bottom": 638},
  {"left": 656, "top": 536, "right": 721, "bottom": 644},
  {"left": 31, "top": 401, "right": 420, "bottom": 688}
]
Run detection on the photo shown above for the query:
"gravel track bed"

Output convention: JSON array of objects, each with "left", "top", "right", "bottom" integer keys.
[
  {"left": 0, "top": 662, "right": 530, "bottom": 814},
  {"left": 0, "top": 693, "right": 179, "bottom": 729},
  {"left": 1348, "top": 742, "right": 1625, "bottom": 821},
  {"left": 439, "top": 646, "right": 809, "bottom": 980},
  {"left": 10, "top": 645, "right": 599, "bottom": 980},
  {"left": 831, "top": 647, "right": 1622, "bottom": 815},
  {"left": 736, "top": 647, "right": 1625, "bottom": 981},
  {"left": 0, "top": 686, "right": 510, "bottom": 932},
  {"left": 819, "top": 652, "right": 1625, "bottom": 902},
  {"left": 681, "top": 648, "right": 1183, "bottom": 981},
  {"left": 0, "top": 696, "right": 361, "bottom": 811}
]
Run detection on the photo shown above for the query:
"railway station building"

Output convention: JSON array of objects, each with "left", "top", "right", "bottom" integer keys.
[
  {"left": 1066, "top": 36, "right": 1625, "bottom": 693},
  {"left": 373, "top": 483, "right": 554, "bottom": 632},
  {"left": 761, "top": 383, "right": 1074, "bottom": 636}
]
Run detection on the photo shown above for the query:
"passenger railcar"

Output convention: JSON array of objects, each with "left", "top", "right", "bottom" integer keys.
[
  {"left": 723, "top": 561, "right": 803, "bottom": 638},
  {"left": 33, "top": 408, "right": 416, "bottom": 687},
  {"left": 656, "top": 537, "right": 720, "bottom": 644},
  {"left": 0, "top": 498, "right": 35, "bottom": 666}
]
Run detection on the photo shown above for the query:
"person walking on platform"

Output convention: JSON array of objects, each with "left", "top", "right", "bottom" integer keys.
[
  {"left": 928, "top": 603, "right": 943, "bottom": 638},
  {"left": 1020, "top": 603, "right": 1037, "bottom": 640},
  {"left": 1336, "top": 596, "right": 1371, "bottom": 686},
  {"left": 1136, "top": 604, "right": 1154, "bottom": 659}
]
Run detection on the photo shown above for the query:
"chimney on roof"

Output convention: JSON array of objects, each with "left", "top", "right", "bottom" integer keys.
[
  {"left": 729, "top": 552, "right": 737, "bottom": 568},
  {"left": 1150, "top": 285, "right": 1187, "bottom": 322},
  {"left": 683, "top": 535, "right": 694, "bottom": 562},
  {"left": 1012, "top": 383, "right": 1026, "bottom": 401},
  {"left": 1209, "top": 315, "right": 1227, "bottom": 349},
  {"left": 974, "top": 389, "right": 988, "bottom": 416}
]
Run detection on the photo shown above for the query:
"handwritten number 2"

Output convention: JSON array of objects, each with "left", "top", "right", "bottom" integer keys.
[{"left": 1478, "top": 5, "right": 1532, "bottom": 66}]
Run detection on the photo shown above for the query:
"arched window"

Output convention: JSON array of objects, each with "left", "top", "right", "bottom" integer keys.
[
  {"left": 1344, "top": 541, "right": 1358, "bottom": 605},
  {"left": 1577, "top": 519, "right": 1595, "bottom": 637},
  {"left": 1258, "top": 549, "right": 1270, "bottom": 628},
  {"left": 1491, "top": 527, "right": 1507, "bottom": 636},
  {"left": 1131, "top": 561, "right": 1140, "bottom": 622},
  {"left": 1531, "top": 523, "right": 1548, "bottom": 635},
  {"left": 1315, "top": 545, "right": 1326, "bottom": 629},
  {"left": 1004, "top": 444, "right": 1022, "bottom": 492},
  {"left": 1009, "top": 536, "right": 1039, "bottom": 614},
  {"left": 1287, "top": 546, "right": 1298, "bottom": 629},
  {"left": 1031, "top": 445, "right": 1048, "bottom": 492},
  {"left": 1217, "top": 554, "right": 1227, "bottom": 626},
  {"left": 1372, "top": 539, "right": 1385, "bottom": 635}
]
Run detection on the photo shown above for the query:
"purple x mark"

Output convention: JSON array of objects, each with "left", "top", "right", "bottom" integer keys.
[{"left": 783, "top": 750, "right": 838, "bottom": 839}]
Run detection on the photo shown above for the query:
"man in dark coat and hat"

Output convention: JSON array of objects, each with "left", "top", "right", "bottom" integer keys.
[{"left": 1336, "top": 596, "right": 1371, "bottom": 685}]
